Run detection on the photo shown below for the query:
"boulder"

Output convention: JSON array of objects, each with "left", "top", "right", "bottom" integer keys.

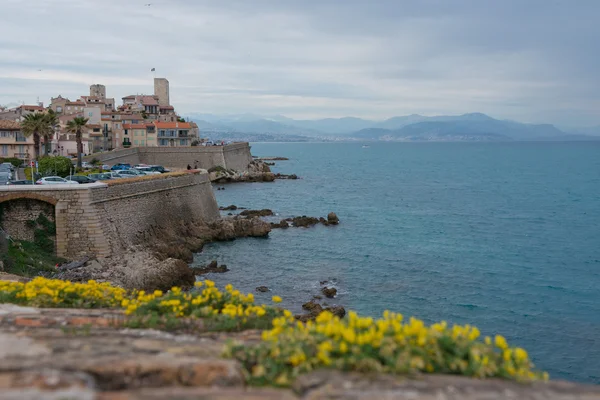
[
  {"left": 325, "top": 305, "right": 346, "bottom": 318},
  {"left": 291, "top": 216, "right": 320, "bottom": 228},
  {"left": 327, "top": 212, "right": 340, "bottom": 225},
  {"left": 239, "top": 209, "right": 273, "bottom": 217},
  {"left": 210, "top": 218, "right": 271, "bottom": 240},
  {"left": 191, "top": 260, "right": 229, "bottom": 275},
  {"left": 302, "top": 300, "right": 324, "bottom": 314},
  {"left": 322, "top": 287, "right": 337, "bottom": 298},
  {"left": 256, "top": 286, "right": 269, "bottom": 293},
  {"left": 270, "top": 220, "right": 289, "bottom": 229},
  {"left": 219, "top": 205, "right": 238, "bottom": 211}
]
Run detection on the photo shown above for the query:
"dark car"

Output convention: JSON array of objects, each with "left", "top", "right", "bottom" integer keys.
[
  {"left": 6, "top": 180, "right": 33, "bottom": 185},
  {"left": 66, "top": 175, "right": 97, "bottom": 184},
  {"left": 110, "top": 163, "right": 131, "bottom": 171},
  {"left": 148, "top": 165, "right": 170, "bottom": 173}
]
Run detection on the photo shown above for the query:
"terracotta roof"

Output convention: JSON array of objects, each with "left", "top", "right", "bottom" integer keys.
[
  {"left": 66, "top": 101, "right": 85, "bottom": 106},
  {"left": 122, "top": 95, "right": 136, "bottom": 99},
  {"left": 101, "top": 111, "right": 112, "bottom": 115},
  {"left": 123, "top": 123, "right": 148, "bottom": 129},
  {"left": 159, "top": 105, "right": 174, "bottom": 109},
  {"left": 0, "top": 120, "right": 21, "bottom": 130},
  {"left": 153, "top": 121, "right": 192, "bottom": 129},
  {"left": 19, "top": 105, "right": 45, "bottom": 111}
]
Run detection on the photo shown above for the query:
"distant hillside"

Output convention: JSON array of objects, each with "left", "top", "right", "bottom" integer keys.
[
  {"left": 352, "top": 114, "right": 571, "bottom": 141},
  {"left": 185, "top": 112, "right": 596, "bottom": 142}
]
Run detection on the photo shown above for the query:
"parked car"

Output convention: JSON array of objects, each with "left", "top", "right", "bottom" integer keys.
[
  {"left": 147, "top": 165, "right": 170, "bottom": 173},
  {"left": 133, "top": 164, "right": 149, "bottom": 169},
  {"left": 108, "top": 172, "right": 124, "bottom": 179},
  {"left": 66, "top": 175, "right": 97, "bottom": 184},
  {"left": 113, "top": 170, "right": 143, "bottom": 178},
  {"left": 134, "top": 166, "right": 161, "bottom": 175},
  {"left": 35, "top": 176, "right": 79, "bottom": 185},
  {"left": 1, "top": 162, "right": 14, "bottom": 171},
  {"left": 110, "top": 163, "right": 131, "bottom": 171},
  {"left": 6, "top": 180, "right": 33, "bottom": 185},
  {"left": 89, "top": 173, "right": 113, "bottom": 181},
  {"left": 101, "top": 164, "right": 110, "bottom": 171}
]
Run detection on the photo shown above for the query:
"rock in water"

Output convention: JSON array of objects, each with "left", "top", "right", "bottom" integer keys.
[
  {"left": 219, "top": 205, "right": 238, "bottom": 211},
  {"left": 207, "top": 260, "right": 218, "bottom": 269},
  {"left": 239, "top": 209, "right": 273, "bottom": 217},
  {"left": 322, "top": 287, "right": 337, "bottom": 298},
  {"left": 325, "top": 305, "right": 346, "bottom": 318},
  {"left": 291, "top": 216, "right": 320, "bottom": 228},
  {"left": 302, "top": 300, "right": 324, "bottom": 314},
  {"left": 327, "top": 212, "right": 339, "bottom": 225},
  {"left": 270, "top": 219, "right": 289, "bottom": 229},
  {"left": 256, "top": 286, "right": 269, "bottom": 292}
]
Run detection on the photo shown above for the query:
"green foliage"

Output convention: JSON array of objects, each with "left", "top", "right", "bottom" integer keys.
[
  {"left": 38, "top": 156, "right": 73, "bottom": 177},
  {"left": 208, "top": 165, "right": 227, "bottom": 173},
  {"left": 34, "top": 229, "right": 54, "bottom": 253},
  {"left": 1, "top": 240, "right": 64, "bottom": 277},
  {"left": 89, "top": 158, "right": 100, "bottom": 166},
  {"left": 0, "top": 157, "right": 23, "bottom": 168},
  {"left": 227, "top": 312, "right": 548, "bottom": 387},
  {"left": 36, "top": 213, "right": 56, "bottom": 235}
]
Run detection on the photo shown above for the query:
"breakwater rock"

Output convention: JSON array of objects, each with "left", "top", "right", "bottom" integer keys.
[
  {"left": 210, "top": 160, "right": 279, "bottom": 183},
  {"left": 191, "top": 260, "right": 229, "bottom": 275},
  {"left": 270, "top": 213, "right": 340, "bottom": 229}
]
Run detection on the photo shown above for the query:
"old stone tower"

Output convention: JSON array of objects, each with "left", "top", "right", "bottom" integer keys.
[
  {"left": 90, "top": 84, "right": 106, "bottom": 99},
  {"left": 154, "top": 78, "right": 170, "bottom": 106}
]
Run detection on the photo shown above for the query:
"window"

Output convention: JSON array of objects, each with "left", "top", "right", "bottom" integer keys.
[
  {"left": 134, "top": 140, "right": 138, "bottom": 145},
  {"left": 1, "top": 145, "right": 7, "bottom": 156},
  {"left": 88, "top": 112, "right": 93, "bottom": 117},
  {"left": 180, "top": 139, "right": 186, "bottom": 146},
  {"left": 67, "top": 106, "right": 71, "bottom": 111},
  {"left": 141, "top": 140, "right": 145, "bottom": 146}
]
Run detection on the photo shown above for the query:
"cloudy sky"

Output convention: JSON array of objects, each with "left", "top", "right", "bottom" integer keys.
[{"left": 1, "top": 0, "right": 598, "bottom": 126}]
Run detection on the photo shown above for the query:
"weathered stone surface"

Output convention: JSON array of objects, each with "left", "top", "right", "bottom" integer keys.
[
  {"left": 324, "top": 305, "right": 346, "bottom": 319},
  {"left": 0, "top": 306, "right": 599, "bottom": 399},
  {"left": 327, "top": 212, "right": 339, "bottom": 225},
  {"left": 270, "top": 219, "right": 289, "bottom": 229},
  {"left": 239, "top": 209, "right": 273, "bottom": 217},
  {"left": 289, "top": 216, "right": 320, "bottom": 228},
  {"left": 321, "top": 287, "right": 337, "bottom": 298},
  {"left": 294, "top": 370, "right": 600, "bottom": 400},
  {"left": 191, "top": 260, "right": 229, "bottom": 275},
  {"left": 256, "top": 286, "right": 269, "bottom": 293},
  {"left": 220, "top": 205, "right": 238, "bottom": 211}
]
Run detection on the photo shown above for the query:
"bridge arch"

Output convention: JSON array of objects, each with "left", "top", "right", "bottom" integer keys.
[{"left": 0, "top": 193, "right": 63, "bottom": 254}]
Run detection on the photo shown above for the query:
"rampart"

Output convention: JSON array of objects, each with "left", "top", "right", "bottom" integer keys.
[
  {"left": 84, "top": 143, "right": 253, "bottom": 171},
  {"left": 0, "top": 172, "right": 219, "bottom": 259}
]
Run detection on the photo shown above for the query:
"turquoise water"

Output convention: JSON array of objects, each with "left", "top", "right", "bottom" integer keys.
[{"left": 194, "top": 142, "right": 600, "bottom": 384}]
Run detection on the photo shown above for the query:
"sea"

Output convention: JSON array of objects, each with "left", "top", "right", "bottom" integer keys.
[{"left": 192, "top": 141, "right": 600, "bottom": 384}]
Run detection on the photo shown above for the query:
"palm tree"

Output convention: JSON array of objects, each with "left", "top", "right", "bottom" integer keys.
[
  {"left": 21, "top": 113, "right": 49, "bottom": 160},
  {"left": 66, "top": 117, "right": 89, "bottom": 169},
  {"left": 43, "top": 109, "right": 58, "bottom": 156}
]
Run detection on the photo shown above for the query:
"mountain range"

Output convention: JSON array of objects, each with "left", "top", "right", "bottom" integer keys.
[{"left": 184, "top": 112, "right": 600, "bottom": 142}]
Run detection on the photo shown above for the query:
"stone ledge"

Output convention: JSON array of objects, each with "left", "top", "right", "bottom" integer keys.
[{"left": 0, "top": 305, "right": 598, "bottom": 399}]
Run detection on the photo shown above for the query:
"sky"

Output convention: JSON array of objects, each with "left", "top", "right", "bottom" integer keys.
[{"left": 1, "top": 0, "right": 599, "bottom": 127}]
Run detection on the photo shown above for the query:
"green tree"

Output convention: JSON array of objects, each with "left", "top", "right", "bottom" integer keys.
[
  {"left": 43, "top": 109, "right": 58, "bottom": 156},
  {"left": 38, "top": 156, "right": 73, "bottom": 177},
  {"left": 66, "top": 117, "right": 89, "bottom": 169},
  {"left": 20, "top": 113, "right": 54, "bottom": 160}
]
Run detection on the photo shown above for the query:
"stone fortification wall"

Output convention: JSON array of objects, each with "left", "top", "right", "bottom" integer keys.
[
  {"left": 222, "top": 142, "right": 254, "bottom": 171},
  {"left": 137, "top": 147, "right": 225, "bottom": 170},
  {"left": 84, "top": 143, "right": 253, "bottom": 171},
  {"left": 0, "top": 172, "right": 219, "bottom": 260},
  {"left": 0, "top": 187, "right": 110, "bottom": 259},
  {"left": 89, "top": 172, "right": 219, "bottom": 254},
  {"left": 0, "top": 199, "right": 55, "bottom": 242}
]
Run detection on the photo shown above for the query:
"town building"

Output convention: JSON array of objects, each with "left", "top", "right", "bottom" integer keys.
[
  {"left": 154, "top": 78, "right": 170, "bottom": 106},
  {"left": 0, "top": 120, "right": 34, "bottom": 162},
  {"left": 154, "top": 121, "right": 193, "bottom": 147}
]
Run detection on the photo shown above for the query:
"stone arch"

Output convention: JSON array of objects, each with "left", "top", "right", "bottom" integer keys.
[
  {"left": 0, "top": 194, "right": 61, "bottom": 254},
  {"left": 0, "top": 192, "right": 59, "bottom": 206}
]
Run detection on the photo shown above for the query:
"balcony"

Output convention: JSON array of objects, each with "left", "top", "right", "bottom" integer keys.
[{"left": 15, "top": 136, "right": 27, "bottom": 142}]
